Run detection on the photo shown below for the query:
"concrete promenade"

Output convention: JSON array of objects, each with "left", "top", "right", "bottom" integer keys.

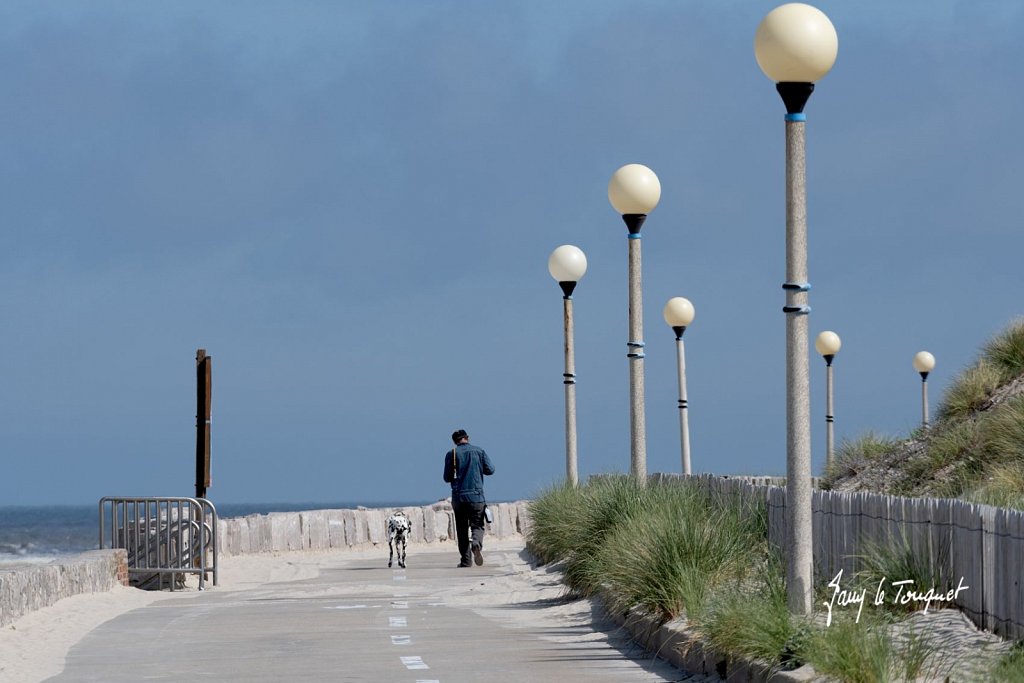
[{"left": 48, "top": 539, "right": 699, "bottom": 682}]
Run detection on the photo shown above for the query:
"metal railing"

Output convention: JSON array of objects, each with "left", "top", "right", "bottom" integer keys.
[{"left": 99, "top": 497, "right": 218, "bottom": 590}]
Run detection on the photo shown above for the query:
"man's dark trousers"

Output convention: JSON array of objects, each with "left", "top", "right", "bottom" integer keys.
[{"left": 453, "top": 501, "right": 486, "bottom": 566}]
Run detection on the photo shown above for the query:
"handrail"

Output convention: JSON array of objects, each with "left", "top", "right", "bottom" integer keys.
[{"left": 99, "top": 497, "right": 218, "bottom": 590}]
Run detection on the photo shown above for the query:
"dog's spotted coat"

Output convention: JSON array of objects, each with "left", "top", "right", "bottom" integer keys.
[{"left": 387, "top": 511, "right": 410, "bottom": 568}]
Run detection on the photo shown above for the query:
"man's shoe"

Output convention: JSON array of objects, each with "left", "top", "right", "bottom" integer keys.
[
  {"left": 472, "top": 545, "right": 484, "bottom": 566},
  {"left": 457, "top": 562, "right": 472, "bottom": 568}
]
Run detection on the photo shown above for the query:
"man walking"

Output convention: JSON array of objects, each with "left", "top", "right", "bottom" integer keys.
[{"left": 443, "top": 429, "right": 495, "bottom": 567}]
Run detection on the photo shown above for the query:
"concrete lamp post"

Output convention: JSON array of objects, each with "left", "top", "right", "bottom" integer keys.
[
  {"left": 815, "top": 331, "right": 842, "bottom": 471},
  {"left": 608, "top": 163, "right": 661, "bottom": 481},
  {"left": 664, "top": 297, "right": 696, "bottom": 475},
  {"left": 913, "top": 351, "right": 936, "bottom": 430},
  {"left": 755, "top": 2, "right": 838, "bottom": 616},
  {"left": 548, "top": 245, "right": 588, "bottom": 487}
]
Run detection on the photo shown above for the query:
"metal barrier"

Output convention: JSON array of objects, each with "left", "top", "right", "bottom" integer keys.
[{"left": 99, "top": 497, "right": 218, "bottom": 590}]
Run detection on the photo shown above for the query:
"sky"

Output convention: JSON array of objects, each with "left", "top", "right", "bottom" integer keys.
[{"left": 1, "top": 1, "right": 1022, "bottom": 507}]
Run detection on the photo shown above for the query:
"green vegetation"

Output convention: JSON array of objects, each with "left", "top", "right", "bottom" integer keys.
[
  {"left": 527, "top": 323, "right": 1024, "bottom": 680},
  {"left": 821, "top": 432, "right": 901, "bottom": 488},
  {"left": 703, "top": 553, "right": 807, "bottom": 669},
  {"left": 855, "top": 533, "right": 951, "bottom": 616},
  {"left": 991, "top": 641, "right": 1024, "bottom": 682},
  {"left": 594, "top": 483, "right": 764, "bottom": 621},
  {"left": 828, "top": 319, "right": 1024, "bottom": 510},
  {"left": 801, "top": 614, "right": 953, "bottom": 683},
  {"left": 937, "top": 360, "right": 1004, "bottom": 421},
  {"left": 527, "top": 478, "right": 960, "bottom": 680}
]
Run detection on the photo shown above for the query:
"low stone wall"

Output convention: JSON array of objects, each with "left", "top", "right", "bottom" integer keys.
[
  {"left": 0, "top": 549, "right": 128, "bottom": 628},
  {"left": 216, "top": 500, "right": 532, "bottom": 556},
  {"left": 0, "top": 502, "right": 531, "bottom": 627}
]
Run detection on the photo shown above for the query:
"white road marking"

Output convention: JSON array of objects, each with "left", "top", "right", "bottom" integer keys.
[
  {"left": 393, "top": 575, "right": 407, "bottom": 581},
  {"left": 322, "top": 605, "right": 367, "bottom": 610},
  {"left": 389, "top": 617, "right": 407, "bottom": 627},
  {"left": 391, "top": 635, "right": 412, "bottom": 645},
  {"left": 391, "top": 601, "right": 409, "bottom": 609},
  {"left": 400, "top": 656, "right": 429, "bottom": 670}
]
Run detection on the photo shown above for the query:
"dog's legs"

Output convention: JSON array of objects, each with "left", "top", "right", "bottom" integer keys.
[
  {"left": 388, "top": 535, "right": 394, "bottom": 568},
  {"left": 399, "top": 535, "right": 406, "bottom": 568}
]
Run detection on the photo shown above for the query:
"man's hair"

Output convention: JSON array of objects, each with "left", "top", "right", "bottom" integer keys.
[{"left": 451, "top": 429, "right": 469, "bottom": 444}]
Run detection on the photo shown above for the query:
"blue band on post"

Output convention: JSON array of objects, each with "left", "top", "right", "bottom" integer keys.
[
  {"left": 627, "top": 340, "right": 645, "bottom": 359},
  {"left": 627, "top": 233, "right": 642, "bottom": 240},
  {"left": 783, "top": 305, "right": 812, "bottom": 315},
  {"left": 785, "top": 113, "right": 806, "bottom": 122},
  {"left": 782, "top": 282, "right": 811, "bottom": 292}
]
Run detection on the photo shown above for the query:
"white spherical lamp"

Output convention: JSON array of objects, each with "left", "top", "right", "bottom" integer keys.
[
  {"left": 913, "top": 351, "right": 936, "bottom": 374},
  {"left": 754, "top": 3, "right": 838, "bottom": 84},
  {"left": 815, "top": 331, "right": 841, "bottom": 357},
  {"left": 608, "top": 164, "right": 661, "bottom": 216},
  {"left": 663, "top": 297, "right": 695, "bottom": 328},
  {"left": 548, "top": 245, "right": 588, "bottom": 283}
]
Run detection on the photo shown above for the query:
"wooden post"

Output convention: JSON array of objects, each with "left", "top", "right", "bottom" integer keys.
[{"left": 195, "top": 349, "right": 212, "bottom": 499}]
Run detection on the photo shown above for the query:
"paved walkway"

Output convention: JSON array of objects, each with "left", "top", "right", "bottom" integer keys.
[{"left": 50, "top": 541, "right": 698, "bottom": 682}]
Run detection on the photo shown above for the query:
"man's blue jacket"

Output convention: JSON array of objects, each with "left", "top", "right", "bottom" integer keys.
[{"left": 443, "top": 443, "right": 495, "bottom": 504}]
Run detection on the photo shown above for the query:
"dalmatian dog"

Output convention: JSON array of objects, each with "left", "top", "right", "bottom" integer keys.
[{"left": 387, "top": 510, "right": 411, "bottom": 569}]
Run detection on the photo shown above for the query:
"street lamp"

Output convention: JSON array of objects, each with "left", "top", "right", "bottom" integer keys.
[
  {"left": 548, "top": 245, "right": 588, "bottom": 487},
  {"left": 815, "top": 331, "right": 841, "bottom": 470},
  {"left": 608, "top": 163, "right": 661, "bottom": 481},
  {"left": 913, "top": 351, "right": 936, "bottom": 430},
  {"left": 664, "top": 297, "right": 695, "bottom": 475},
  {"left": 754, "top": 2, "right": 838, "bottom": 616}
]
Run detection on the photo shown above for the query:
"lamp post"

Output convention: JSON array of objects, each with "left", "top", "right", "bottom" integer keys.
[
  {"left": 548, "top": 245, "right": 588, "bottom": 487},
  {"left": 608, "top": 164, "right": 661, "bottom": 481},
  {"left": 664, "top": 297, "right": 695, "bottom": 475},
  {"left": 815, "top": 331, "right": 841, "bottom": 471},
  {"left": 754, "top": 2, "right": 838, "bottom": 616},
  {"left": 913, "top": 351, "right": 936, "bottom": 430}
]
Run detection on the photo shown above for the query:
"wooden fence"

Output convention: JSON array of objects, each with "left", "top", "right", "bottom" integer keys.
[{"left": 666, "top": 474, "right": 1024, "bottom": 640}]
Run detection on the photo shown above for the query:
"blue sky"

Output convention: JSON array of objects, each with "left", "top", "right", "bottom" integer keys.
[{"left": 2, "top": 1, "right": 1022, "bottom": 506}]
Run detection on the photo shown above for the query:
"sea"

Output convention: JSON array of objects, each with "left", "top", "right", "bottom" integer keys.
[{"left": 0, "top": 501, "right": 430, "bottom": 567}]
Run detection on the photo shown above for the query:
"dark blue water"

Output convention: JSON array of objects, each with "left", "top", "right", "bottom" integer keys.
[{"left": 0, "top": 500, "right": 431, "bottom": 565}]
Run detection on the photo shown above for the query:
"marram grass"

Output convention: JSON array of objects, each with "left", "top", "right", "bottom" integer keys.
[{"left": 526, "top": 477, "right": 985, "bottom": 681}]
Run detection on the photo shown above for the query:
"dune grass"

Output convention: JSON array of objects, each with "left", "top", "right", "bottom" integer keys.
[
  {"left": 937, "top": 360, "right": 1004, "bottom": 422},
  {"left": 593, "top": 484, "right": 765, "bottom": 621},
  {"left": 992, "top": 641, "right": 1024, "bottom": 682},
  {"left": 828, "top": 320, "right": 1024, "bottom": 509},
  {"left": 855, "top": 531, "right": 952, "bottom": 616},
  {"left": 702, "top": 552, "right": 808, "bottom": 670},
  {"left": 982, "top": 318, "right": 1024, "bottom": 380},
  {"left": 938, "top": 319, "right": 1024, "bottom": 422},
  {"left": 802, "top": 613, "right": 951, "bottom": 683},
  {"left": 524, "top": 482, "right": 588, "bottom": 565},
  {"left": 527, "top": 477, "right": 765, "bottom": 618},
  {"left": 526, "top": 478, "right": 990, "bottom": 680},
  {"left": 821, "top": 432, "right": 902, "bottom": 489}
]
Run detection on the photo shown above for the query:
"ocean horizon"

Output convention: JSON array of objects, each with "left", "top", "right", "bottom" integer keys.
[{"left": 0, "top": 500, "right": 436, "bottom": 566}]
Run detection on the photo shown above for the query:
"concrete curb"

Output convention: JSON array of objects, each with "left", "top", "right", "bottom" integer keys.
[
  {"left": 599, "top": 596, "right": 825, "bottom": 682},
  {"left": 0, "top": 549, "right": 128, "bottom": 628}
]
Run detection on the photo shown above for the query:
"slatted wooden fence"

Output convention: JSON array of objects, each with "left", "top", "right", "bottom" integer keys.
[{"left": 664, "top": 473, "right": 1024, "bottom": 639}]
